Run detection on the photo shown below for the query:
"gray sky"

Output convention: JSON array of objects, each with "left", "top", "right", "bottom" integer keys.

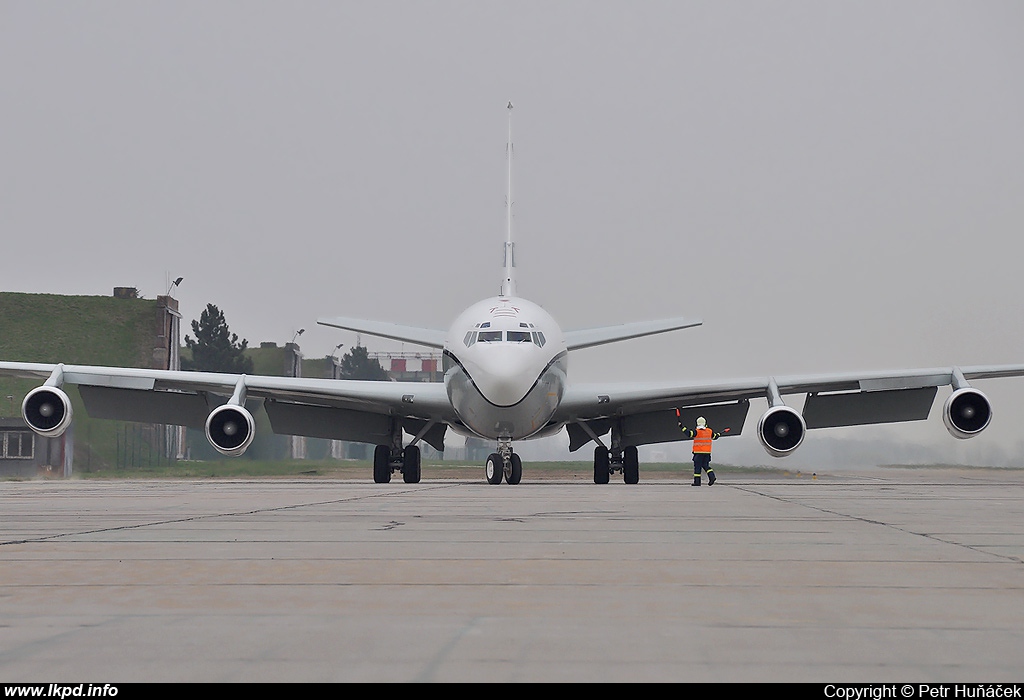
[{"left": 3, "top": 2, "right": 1024, "bottom": 462}]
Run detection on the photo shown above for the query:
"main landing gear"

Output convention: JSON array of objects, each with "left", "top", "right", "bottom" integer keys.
[
  {"left": 372, "top": 419, "right": 423, "bottom": 484},
  {"left": 373, "top": 444, "right": 421, "bottom": 484},
  {"left": 485, "top": 438, "right": 522, "bottom": 485},
  {"left": 593, "top": 445, "right": 639, "bottom": 484}
]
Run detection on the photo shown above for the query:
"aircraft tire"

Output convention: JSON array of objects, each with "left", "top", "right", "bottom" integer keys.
[
  {"left": 403, "top": 445, "right": 421, "bottom": 483},
  {"left": 373, "top": 444, "right": 392, "bottom": 484},
  {"left": 508, "top": 453, "right": 522, "bottom": 485},
  {"left": 485, "top": 453, "right": 504, "bottom": 485},
  {"left": 594, "top": 447, "right": 610, "bottom": 484},
  {"left": 623, "top": 445, "right": 639, "bottom": 484}
]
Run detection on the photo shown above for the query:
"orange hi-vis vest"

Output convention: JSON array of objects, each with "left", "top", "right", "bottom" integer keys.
[{"left": 692, "top": 427, "right": 714, "bottom": 454}]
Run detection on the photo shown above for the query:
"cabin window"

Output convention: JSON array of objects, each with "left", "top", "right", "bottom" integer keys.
[
  {"left": 463, "top": 331, "right": 477, "bottom": 347},
  {"left": 534, "top": 332, "right": 546, "bottom": 347},
  {"left": 506, "top": 331, "right": 532, "bottom": 343},
  {"left": 477, "top": 330, "right": 503, "bottom": 343}
]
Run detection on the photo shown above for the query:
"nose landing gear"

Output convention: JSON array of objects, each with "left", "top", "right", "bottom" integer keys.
[{"left": 485, "top": 439, "right": 522, "bottom": 485}]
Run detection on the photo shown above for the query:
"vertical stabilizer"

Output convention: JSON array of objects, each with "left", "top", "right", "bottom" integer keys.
[{"left": 501, "top": 101, "right": 516, "bottom": 298}]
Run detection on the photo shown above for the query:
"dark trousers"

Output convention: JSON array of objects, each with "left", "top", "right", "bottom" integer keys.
[{"left": 693, "top": 453, "right": 712, "bottom": 476}]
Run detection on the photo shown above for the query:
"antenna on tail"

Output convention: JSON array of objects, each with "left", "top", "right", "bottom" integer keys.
[{"left": 501, "top": 101, "right": 516, "bottom": 298}]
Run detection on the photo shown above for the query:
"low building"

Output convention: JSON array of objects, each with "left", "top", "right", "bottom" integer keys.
[{"left": 0, "top": 416, "right": 70, "bottom": 478}]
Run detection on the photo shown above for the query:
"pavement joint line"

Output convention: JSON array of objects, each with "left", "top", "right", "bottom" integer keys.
[
  {"left": 731, "top": 484, "right": 1024, "bottom": 566},
  {"left": 0, "top": 482, "right": 460, "bottom": 546}
]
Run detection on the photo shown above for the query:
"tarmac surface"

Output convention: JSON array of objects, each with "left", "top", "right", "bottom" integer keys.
[{"left": 1, "top": 466, "right": 1023, "bottom": 683}]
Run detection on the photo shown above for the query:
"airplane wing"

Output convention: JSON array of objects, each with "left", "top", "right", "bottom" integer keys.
[
  {"left": 0, "top": 361, "right": 456, "bottom": 453},
  {"left": 316, "top": 316, "right": 447, "bottom": 349},
  {"left": 563, "top": 317, "right": 702, "bottom": 351},
  {"left": 554, "top": 364, "right": 1024, "bottom": 455}
]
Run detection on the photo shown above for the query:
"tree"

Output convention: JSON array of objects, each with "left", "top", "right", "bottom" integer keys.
[
  {"left": 338, "top": 345, "right": 389, "bottom": 381},
  {"left": 182, "top": 303, "right": 254, "bottom": 374}
]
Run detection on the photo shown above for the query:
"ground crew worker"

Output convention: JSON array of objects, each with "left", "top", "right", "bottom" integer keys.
[{"left": 678, "top": 414, "right": 720, "bottom": 486}]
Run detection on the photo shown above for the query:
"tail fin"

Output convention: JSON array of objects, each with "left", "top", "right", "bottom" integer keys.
[{"left": 501, "top": 101, "right": 516, "bottom": 297}]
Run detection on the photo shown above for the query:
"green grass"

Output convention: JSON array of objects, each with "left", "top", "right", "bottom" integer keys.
[
  {"left": 0, "top": 293, "right": 158, "bottom": 418},
  {"left": 878, "top": 463, "right": 1024, "bottom": 470},
  {"left": 64, "top": 458, "right": 804, "bottom": 480},
  {"left": 37, "top": 452, "right": 1020, "bottom": 480},
  {"left": 0, "top": 293, "right": 156, "bottom": 368}
]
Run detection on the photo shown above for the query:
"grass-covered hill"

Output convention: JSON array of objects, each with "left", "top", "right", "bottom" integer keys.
[
  {"left": 0, "top": 292, "right": 158, "bottom": 368},
  {"left": 0, "top": 292, "right": 160, "bottom": 420},
  {"left": 0, "top": 292, "right": 171, "bottom": 471}
]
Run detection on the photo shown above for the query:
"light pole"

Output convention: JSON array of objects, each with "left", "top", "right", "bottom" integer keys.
[
  {"left": 330, "top": 344, "right": 345, "bottom": 380},
  {"left": 166, "top": 277, "right": 183, "bottom": 296},
  {"left": 291, "top": 328, "right": 305, "bottom": 345}
]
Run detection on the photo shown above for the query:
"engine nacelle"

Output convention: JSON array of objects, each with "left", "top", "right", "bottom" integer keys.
[
  {"left": 943, "top": 388, "right": 991, "bottom": 439},
  {"left": 205, "top": 404, "right": 256, "bottom": 457},
  {"left": 22, "top": 386, "right": 74, "bottom": 438},
  {"left": 757, "top": 405, "right": 806, "bottom": 458}
]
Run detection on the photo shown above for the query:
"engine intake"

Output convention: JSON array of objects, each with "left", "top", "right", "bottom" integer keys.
[
  {"left": 205, "top": 404, "right": 255, "bottom": 456},
  {"left": 943, "top": 388, "right": 991, "bottom": 439},
  {"left": 757, "top": 405, "right": 806, "bottom": 458},
  {"left": 22, "top": 387, "right": 74, "bottom": 438}
]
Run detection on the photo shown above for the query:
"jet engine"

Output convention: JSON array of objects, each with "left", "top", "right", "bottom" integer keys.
[
  {"left": 22, "top": 386, "right": 74, "bottom": 438},
  {"left": 757, "top": 405, "right": 806, "bottom": 458},
  {"left": 205, "top": 404, "right": 255, "bottom": 457},
  {"left": 943, "top": 388, "right": 992, "bottom": 439}
]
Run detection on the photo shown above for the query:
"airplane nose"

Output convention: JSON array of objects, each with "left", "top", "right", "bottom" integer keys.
[{"left": 475, "top": 346, "right": 538, "bottom": 406}]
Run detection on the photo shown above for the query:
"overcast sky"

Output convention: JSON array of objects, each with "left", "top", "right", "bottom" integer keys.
[{"left": 2, "top": 2, "right": 1023, "bottom": 462}]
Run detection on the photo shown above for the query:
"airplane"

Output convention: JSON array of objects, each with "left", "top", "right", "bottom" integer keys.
[{"left": 3, "top": 104, "right": 1024, "bottom": 485}]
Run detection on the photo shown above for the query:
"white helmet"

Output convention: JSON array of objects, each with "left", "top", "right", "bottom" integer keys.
[{"left": 696, "top": 417, "right": 706, "bottom": 428}]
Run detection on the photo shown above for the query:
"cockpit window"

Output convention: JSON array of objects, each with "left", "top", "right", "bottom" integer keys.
[{"left": 466, "top": 329, "right": 546, "bottom": 345}]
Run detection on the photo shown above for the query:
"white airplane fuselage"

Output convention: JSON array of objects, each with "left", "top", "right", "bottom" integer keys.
[{"left": 443, "top": 295, "right": 567, "bottom": 441}]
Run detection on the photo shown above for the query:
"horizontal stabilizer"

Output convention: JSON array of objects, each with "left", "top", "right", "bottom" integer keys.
[
  {"left": 564, "top": 317, "right": 702, "bottom": 351},
  {"left": 317, "top": 316, "right": 447, "bottom": 349}
]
